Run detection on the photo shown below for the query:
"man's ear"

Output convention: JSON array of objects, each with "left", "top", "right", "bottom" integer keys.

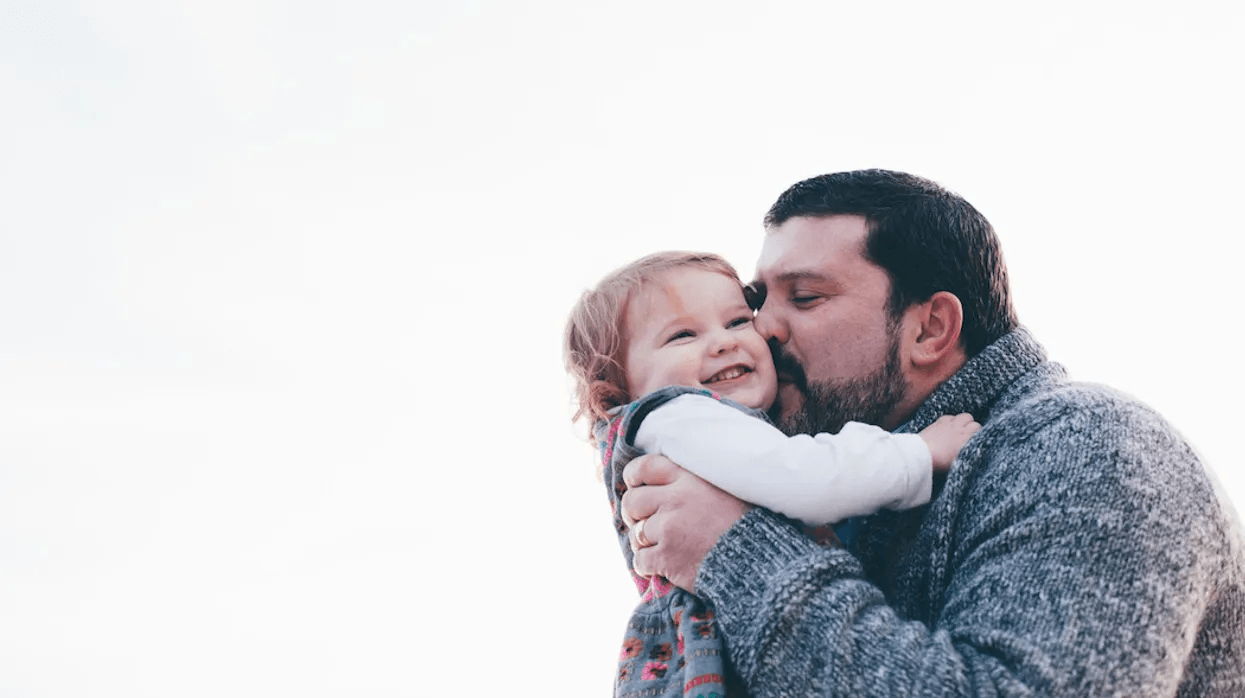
[{"left": 908, "top": 291, "right": 964, "bottom": 368}]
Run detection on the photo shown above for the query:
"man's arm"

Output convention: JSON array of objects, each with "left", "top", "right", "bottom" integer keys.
[{"left": 623, "top": 399, "right": 1232, "bottom": 696}]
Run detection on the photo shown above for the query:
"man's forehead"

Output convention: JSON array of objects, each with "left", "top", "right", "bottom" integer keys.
[{"left": 754, "top": 214, "right": 870, "bottom": 282}]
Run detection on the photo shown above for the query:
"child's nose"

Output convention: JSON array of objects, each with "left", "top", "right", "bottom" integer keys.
[{"left": 709, "top": 328, "right": 739, "bottom": 355}]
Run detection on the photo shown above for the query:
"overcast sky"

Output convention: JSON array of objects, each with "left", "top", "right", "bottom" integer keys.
[{"left": 2, "top": 1, "right": 1243, "bottom": 696}]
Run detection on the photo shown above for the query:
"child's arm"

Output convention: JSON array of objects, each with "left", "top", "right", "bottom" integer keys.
[{"left": 633, "top": 394, "right": 978, "bottom": 526}]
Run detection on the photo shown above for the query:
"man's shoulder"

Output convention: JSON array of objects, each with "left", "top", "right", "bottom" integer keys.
[
  {"left": 989, "top": 378, "right": 1177, "bottom": 447},
  {"left": 973, "top": 378, "right": 1215, "bottom": 509},
  {"left": 955, "top": 375, "right": 1245, "bottom": 577}
]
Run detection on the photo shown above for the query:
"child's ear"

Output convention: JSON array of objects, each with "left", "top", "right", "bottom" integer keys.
[{"left": 908, "top": 291, "right": 964, "bottom": 367}]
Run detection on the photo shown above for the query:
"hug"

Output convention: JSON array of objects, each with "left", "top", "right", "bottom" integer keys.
[{"left": 564, "top": 169, "right": 1245, "bottom": 697}]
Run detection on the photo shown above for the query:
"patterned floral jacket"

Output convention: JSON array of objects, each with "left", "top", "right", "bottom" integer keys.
[{"left": 597, "top": 386, "right": 746, "bottom": 698}]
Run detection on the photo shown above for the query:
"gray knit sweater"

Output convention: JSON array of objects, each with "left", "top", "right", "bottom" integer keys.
[{"left": 696, "top": 327, "right": 1245, "bottom": 697}]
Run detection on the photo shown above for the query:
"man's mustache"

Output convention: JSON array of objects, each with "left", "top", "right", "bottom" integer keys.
[{"left": 768, "top": 339, "right": 807, "bottom": 391}]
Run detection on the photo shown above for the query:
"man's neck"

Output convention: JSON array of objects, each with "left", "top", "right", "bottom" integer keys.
[{"left": 884, "top": 351, "right": 969, "bottom": 430}]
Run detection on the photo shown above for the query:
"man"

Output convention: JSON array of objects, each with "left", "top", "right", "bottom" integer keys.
[{"left": 621, "top": 170, "right": 1245, "bottom": 696}]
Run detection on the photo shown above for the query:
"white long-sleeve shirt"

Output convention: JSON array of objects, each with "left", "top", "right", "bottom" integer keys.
[{"left": 633, "top": 393, "right": 932, "bottom": 526}]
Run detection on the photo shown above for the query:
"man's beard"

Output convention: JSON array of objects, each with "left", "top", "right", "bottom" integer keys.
[{"left": 769, "top": 321, "right": 907, "bottom": 436}]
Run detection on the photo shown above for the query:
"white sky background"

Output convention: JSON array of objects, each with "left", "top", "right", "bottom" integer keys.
[{"left": 2, "top": 1, "right": 1243, "bottom": 696}]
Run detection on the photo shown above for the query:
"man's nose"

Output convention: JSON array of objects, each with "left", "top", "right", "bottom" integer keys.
[{"left": 754, "top": 305, "right": 789, "bottom": 344}]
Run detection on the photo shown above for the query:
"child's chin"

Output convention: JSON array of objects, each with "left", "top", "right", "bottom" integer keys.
[{"left": 719, "top": 387, "right": 769, "bottom": 411}]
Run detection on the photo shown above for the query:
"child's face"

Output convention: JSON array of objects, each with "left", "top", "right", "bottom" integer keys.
[{"left": 624, "top": 268, "right": 778, "bottom": 410}]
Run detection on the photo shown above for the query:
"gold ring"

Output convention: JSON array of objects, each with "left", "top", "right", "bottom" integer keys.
[{"left": 634, "top": 518, "right": 652, "bottom": 548}]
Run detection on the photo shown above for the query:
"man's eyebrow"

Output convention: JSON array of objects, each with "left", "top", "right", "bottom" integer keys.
[{"left": 771, "top": 270, "right": 834, "bottom": 283}]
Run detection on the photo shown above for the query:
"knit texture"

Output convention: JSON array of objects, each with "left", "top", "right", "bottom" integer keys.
[{"left": 695, "top": 327, "right": 1245, "bottom": 697}]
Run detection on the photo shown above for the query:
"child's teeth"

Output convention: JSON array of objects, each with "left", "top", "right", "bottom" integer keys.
[{"left": 712, "top": 367, "right": 746, "bottom": 381}]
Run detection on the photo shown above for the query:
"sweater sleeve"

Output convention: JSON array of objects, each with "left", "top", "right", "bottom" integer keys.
[
  {"left": 634, "top": 393, "right": 933, "bottom": 526},
  {"left": 694, "top": 395, "right": 1231, "bottom": 697}
]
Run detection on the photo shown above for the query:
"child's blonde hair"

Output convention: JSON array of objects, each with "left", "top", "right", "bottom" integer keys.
[{"left": 564, "top": 251, "right": 742, "bottom": 436}]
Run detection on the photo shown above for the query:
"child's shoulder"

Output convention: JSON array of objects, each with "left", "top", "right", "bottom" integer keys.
[{"left": 610, "top": 386, "right": 767, "bottom": 445}]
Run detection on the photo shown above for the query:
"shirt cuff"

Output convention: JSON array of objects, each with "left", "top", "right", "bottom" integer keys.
[{"left": 893, "top": 432, "right": 933, "bottom": 510}]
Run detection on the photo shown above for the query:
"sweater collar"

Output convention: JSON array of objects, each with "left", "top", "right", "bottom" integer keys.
[{"left": 894, "top": 326, "right": 1048, "bottom": 435}]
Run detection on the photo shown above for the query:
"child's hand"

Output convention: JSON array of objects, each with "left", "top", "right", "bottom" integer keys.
[{"left": 919, "top": 413, "right": 981, "bottom": 472}]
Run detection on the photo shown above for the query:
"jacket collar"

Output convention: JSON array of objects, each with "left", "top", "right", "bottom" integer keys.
[{"left": 895, "top": 326, "right": 1049, "bottom": 435}]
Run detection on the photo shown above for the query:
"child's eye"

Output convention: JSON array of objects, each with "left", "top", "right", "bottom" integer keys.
[
  {"left": 727, "top": 316, "right": 752, "bottom": 329},
  {"left": 791, "top": 293, "right": 821, "bottom": 306},
  {"left": 665, "top": 329, "right": 695, "bottom": 343}
]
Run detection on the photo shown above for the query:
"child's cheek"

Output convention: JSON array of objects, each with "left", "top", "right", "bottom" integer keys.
[{"left": 668, "top": 351, "right": 704, "bottom": 387}]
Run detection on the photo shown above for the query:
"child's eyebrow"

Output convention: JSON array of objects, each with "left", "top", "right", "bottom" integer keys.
[{"left": 653, "top": 314, "right": 697, "bottom": 336}]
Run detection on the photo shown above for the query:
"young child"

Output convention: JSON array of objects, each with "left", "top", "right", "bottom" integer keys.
[{"left": 564, "top": 251, "right": 979, "bottom": 697}]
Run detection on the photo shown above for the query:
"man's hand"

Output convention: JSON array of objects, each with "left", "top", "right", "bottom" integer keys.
[{"left": 620, "top": 453, "right": 751, "bottom": 593}]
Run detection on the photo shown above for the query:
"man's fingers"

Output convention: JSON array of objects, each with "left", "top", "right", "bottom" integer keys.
[
  {"left": 632, "top": 542, "right": 656, "bottom": 578},
  {"left": 620, "top": 454, "right": 681, "bottom": 527},
  {"left": 623, "top": 465, "right": 747, "bottom": 593},
  {"left": 621, "top": 479, "right": 661, "bottom": 529},
  {"left": 628, "top": 511, "right": 662, "bottom": 553},
  {"left": 622, "top": 453, "right": 680, "bottom": 489},
  {"left": 629, "top": 514, "right": 664, "bottom": 576}
]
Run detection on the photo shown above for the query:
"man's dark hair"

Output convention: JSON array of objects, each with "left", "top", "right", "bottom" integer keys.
[{"left": 764, "top": 169, "right": 1018, "bottom": 357}]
